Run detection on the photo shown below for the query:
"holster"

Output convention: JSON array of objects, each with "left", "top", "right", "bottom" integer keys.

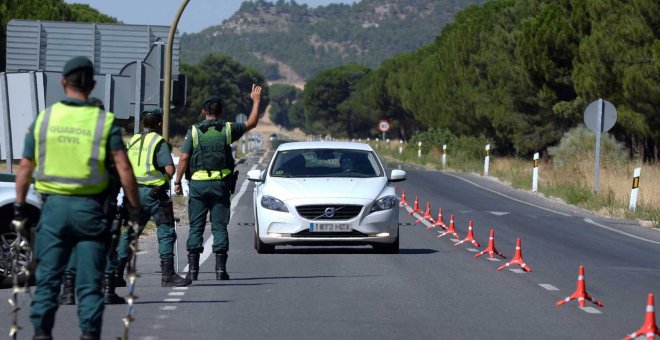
[
  {"left": 228, "top": 171, "right": 239, "bottom": 195},
  {"left": 151, "top": 184, "right": 175, "bottom": 226}
]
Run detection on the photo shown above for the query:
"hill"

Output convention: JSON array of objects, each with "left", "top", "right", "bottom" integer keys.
[{"left": 180, "top": 0, "right": 486, "bottom": 82}]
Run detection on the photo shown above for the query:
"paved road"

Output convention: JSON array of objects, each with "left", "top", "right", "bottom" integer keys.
[{"left": 2, "top": 149, "right": 659, "bottom": 339}]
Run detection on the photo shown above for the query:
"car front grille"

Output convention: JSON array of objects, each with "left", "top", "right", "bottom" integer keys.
[
  {"left": 292, "top": 230, "right": 368, "bottom": 238},
  {"left": 296, "top": 204, "right": 363, "bottom": 220}
]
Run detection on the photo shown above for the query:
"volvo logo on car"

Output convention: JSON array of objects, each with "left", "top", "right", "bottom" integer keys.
[{"left": 324, "top": 207, "right": 336, "bottom": 218}]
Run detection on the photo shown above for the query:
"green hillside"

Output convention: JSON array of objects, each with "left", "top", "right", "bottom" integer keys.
[{"left": 180, "top": 0, "right": 486, "bottom": 82}]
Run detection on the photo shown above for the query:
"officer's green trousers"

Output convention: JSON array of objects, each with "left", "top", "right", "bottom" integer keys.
[
  {"left": 187, "top": 179, "right": 231, "bottom": 254},
  {"left": 30, "top": 195, "right": 109, "bottom": 336},
  {"left": 118, "top": 186, "right": 177, "bottom": 260}
]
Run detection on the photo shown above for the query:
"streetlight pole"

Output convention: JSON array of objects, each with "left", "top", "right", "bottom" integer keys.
[{"left": 163, "top": 0, "right": 190, "bottom": 141}]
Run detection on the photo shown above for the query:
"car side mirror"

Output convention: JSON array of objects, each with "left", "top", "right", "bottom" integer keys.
[
  {"left": 247, "top": 169, "right": 264, "bottom": 182},
  {"left": 388, "top": 169, "right": 407, "bottom": 182}
]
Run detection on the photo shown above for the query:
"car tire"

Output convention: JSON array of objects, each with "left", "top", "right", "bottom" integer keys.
[
  {"left": 254, "top": 223, "right": 275, "bottom": 254},
  {"left": 0, "top": 205, "right": 39, "bottom": 289},
  {"left": 373, "top": 233, "right": 400, "bottom": 254}
]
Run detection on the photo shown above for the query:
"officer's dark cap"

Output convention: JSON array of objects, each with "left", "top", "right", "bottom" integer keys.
[
  {"left": 203, "top": 95, "right": 222, "bottom": 107},
  {"left": 62, "top": 56, "right": 94, "bottom": 77},
  {"left": 142, "top": 108, "right": 163, "bottom": 119}
]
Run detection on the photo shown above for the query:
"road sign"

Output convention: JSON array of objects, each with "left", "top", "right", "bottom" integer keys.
[
  {"left": 584, "top": 99, "right": 616, "bottom": 132},
  {"left": 236, "top": 113, "right": 248, "bottom": 123},
  {"left": 378, "top": 120, "right": 390, "bottom": 132}
]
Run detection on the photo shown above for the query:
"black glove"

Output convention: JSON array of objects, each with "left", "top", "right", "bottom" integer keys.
[
  {"left": 127, "top": 204, "right": 141, "bottom": 225},
  {"left": 13, "top": 203, "right": 26, "bottom": 222}
]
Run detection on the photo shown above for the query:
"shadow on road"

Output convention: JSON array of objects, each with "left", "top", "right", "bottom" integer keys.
[
  {"left": 272, "top": 247, "right": 437, "bottom": 255},
  {"left": 135, "top": 300, "right": 231, "bottom": 305},
  {"left": 229, "top": 274, "right": 383, "bottom": 281}
]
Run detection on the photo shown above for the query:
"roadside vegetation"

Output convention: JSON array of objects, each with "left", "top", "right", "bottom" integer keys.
[{"left": 369, "top": 127, "right": 660, "bottom": 228}]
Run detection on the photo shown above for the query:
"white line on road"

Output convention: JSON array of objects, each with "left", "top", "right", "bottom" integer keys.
[
  {"left": 450, "top": 239, "right": 460, "bottom": 242},
  {"left": 466, "top": 248, "right": 478, "bottom": 252},
  {"left": 156, "top": 315, "right": 170, "bottom": 319},
  {"left": 539, "top": 284, "right": 559, "bottom": 291},
  {"left": 172, "top": 287, "right": 188, "bottom": 290},
  {"left": 486, "top": 258, "right": 501, "bottom": 262},
  {"left": 584, "top": 218, "right": 660, "bottom": 245},
  {"left": 164, "top": 298, "right": 181, "bottom": 302},
  {"left": 580, "top": 307, "right": 602, "bottom": 314},
  {"left": 140, "top": 336, "right": 158, "bottom": 340},
  {"left": 152, "top": 325, "right": 164, "bottom": 330},
  {"left": 168, "top": 292, "right": 185, "bottom": 296},
  {"left": 509, "top": 269, "right": 526, "bottom": 274},
  {"left": 443, "top": 173, "right": 571, "bottom": 217},
  {"left": 161, "top": 306, "right": 176, "bottom": 311}
]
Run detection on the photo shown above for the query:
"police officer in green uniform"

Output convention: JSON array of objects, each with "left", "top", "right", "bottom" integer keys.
[
  {"left": 115, "top": 108, "right": 191, "bottom": 287},
  {"left": 13, "top": 56, "right": 140, "bottom": 340},
  {"left": 174, "top": 84, "right": 262, "bottom": 281},
  {"left": 59, "top": 97, "right": 127, "bottom": 306}
]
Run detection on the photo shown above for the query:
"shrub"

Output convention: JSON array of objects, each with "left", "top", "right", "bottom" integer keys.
[{"left": 548, "top": 125, "right": 627, "bottom": 168}]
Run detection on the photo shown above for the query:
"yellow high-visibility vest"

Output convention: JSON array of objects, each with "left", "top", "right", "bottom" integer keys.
[
  {"left": 34, "top": 102, "right": 114, "bottom": 195},
  {"left": 127, "top": 132, "right": 168, "bottom": 186}
]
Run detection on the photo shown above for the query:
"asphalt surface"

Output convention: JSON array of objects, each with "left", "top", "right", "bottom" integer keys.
[{"left": 2, "top": 148, "right": 660, "bottom": 339}]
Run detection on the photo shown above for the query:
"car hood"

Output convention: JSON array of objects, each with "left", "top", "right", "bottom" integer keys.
[{"left": 264, "top": 177, "right": 387, "bottom": 200}]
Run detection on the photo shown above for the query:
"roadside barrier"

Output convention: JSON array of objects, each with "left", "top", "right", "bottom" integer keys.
[
  {"left": 428, "top": 208, "right": 447, "bottom": 230},
  {"left": 474, "top": 229, "right": 506, "bottom": 259},
  {"left": 437, "top": 214, "right": 460, "bottom": 239},
  {"left": 556, "top": 265, "right": 603, "bottom": 308},
  {"left": 623, "top": 293, "right": 659, "bottom": 340},
  {"left": 415, "top": 202, "right": 435, "bottom": 224},
  {"left": 454, "top": 219, "right": 480, "bottom": 248},
  {"left": 409, "top": 196, "right": 422, "bottom": 215},
  {"left": 497, "top": 238, "right": 532, "bottom": 272}
]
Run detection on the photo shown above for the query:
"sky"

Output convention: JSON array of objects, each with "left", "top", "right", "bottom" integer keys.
[{"left": 64, "top": 0, "right": 356, "bottom": 34}]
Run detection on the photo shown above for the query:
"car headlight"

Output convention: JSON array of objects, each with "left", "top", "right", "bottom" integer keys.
[
  {"left": 261, "top": 195, "right": 289, "bottom": 212},
  {"left": 370, "top": 195, "right": 397, "bottom": 212}
]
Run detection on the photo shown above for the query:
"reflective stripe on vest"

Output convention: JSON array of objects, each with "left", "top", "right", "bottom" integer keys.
[
  {"left": 190, "top": 122, "right": 232, "bottom": 181},
  {"left": 127, "top": 132, "right": 168, "bottom": 186},
  {"left": 34, "top": 102, "right": 113, "bottom": 195}
]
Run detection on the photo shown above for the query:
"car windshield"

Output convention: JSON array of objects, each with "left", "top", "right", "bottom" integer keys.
[{"left": 270, "top": 149, "right": 383, "bottom": 178}]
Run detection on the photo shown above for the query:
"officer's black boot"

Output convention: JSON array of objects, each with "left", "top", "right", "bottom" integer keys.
[
  {"left": 103, "top": 274, "right": 126, "bottom": 305},
  {"left": 186, "top": 253, "right": 199, "bottom": 281},
  {"left": 80, "top": 332, "right": 100, "bottom": 340},
  {"left": 161, "top": 259, "right": 192, "bottom": 287},
  {"left": 215, "top": 253, "right": 229, "bottom": 280},
  {"left": 60, "top": 272, "right": 76, "bottom": 305},
  {"left": 33, "top": 327, "right": 52, "bottom": 340},
  {"left": 114, "top": 258, "right": 128, "bottom": 287}
]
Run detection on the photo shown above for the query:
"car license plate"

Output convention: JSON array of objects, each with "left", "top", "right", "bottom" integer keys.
[{"left": 309, "top": 223, "right": 352, "bottom": 232}]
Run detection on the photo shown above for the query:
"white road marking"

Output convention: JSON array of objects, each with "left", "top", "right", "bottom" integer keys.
[
  {"left": 580, "top": 307, "right": 602, "bottom": 314},
  {"left": 156, "top": 315, "right": 170, "bottom": 319},
  {"left": 168, "top": 292, "right": 185, "bottom": 296},
  {"left": 489, "top": 211, "right": 509, "bottom": 216},
  {"left": 450, "top": 239, "right": 460, "bottom": 243},
  {"left": 466, "top": 248, "right": 478, "bottom": 252},
  {"left": 443, "top": 172, "right": 571, "bottom": 217},
  {"left": 172, "top": 287, "right": 188, "bottom": 290},
  {"left": 152, "top": 324, "right": 164, "bottom": 330},
  {"left": 509, "top": 269, "right": 526, "bottom": 273},
  {"left": 164, "top": 298, "right": 181, "bottom": 302},
  {"left": 140, "top": 336, "right": 158, "bottom": 340},
  {"left": 185, "top": 164, "right": 258, "bottom": 272},
  {"left": 161, "top": 306, "right": 176, "bottom": 311},
  {"left": 136, "top": 251, "right": 149, "bottom": 255},
  {"left": 486, "top": 258, "right": 501, "bottom": 262},
  {"left": 584, "top": 218, "right": 660, "bottom": 245},
  {"left": 539, "top": 284, "right": 559, "bottom": 291}
]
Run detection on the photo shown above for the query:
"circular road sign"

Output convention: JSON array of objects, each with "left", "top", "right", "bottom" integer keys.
[
  {"left": 584, "top": 99, "right": 617, "bottom": 132},
  {"left": 378, "top": 120, "right": 391, "bottom": 133}
]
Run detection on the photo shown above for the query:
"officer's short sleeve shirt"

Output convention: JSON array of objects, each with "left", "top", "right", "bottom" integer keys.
[
  {"left": 155, "top": 141, "right": 174, "bottom": 168},
  {"left": 22, "top": 98, "right": 125, "bottom": 159}
]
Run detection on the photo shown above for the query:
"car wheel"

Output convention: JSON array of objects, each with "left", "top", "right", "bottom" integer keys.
[
  {"left": 373, "top": 235, "right": 399, "bottom": 254},
  {"left": 254, "top": 222, "right": 275, "bottom": 254},
  {"left": 0, "top": 205, "right": 38, "bottom": 288}
]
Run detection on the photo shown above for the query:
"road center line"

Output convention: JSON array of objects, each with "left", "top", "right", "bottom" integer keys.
[
  {"left": 161, "top": 306, "right": 176, "bottom": 311},
  {"left": 539, "top": 284, "right": 559, "bottom": 291},
  {"left": 168, "top": 292, "right": 185, "bottom": 296},
  {"left": 580, "top": 307, "right": 602, "bottom": 314},
  {"left": 509, "top": 269, "right": 526, "bottom": 274},
  {"left": 164, "top": 298, "right": 181, "bottom": 302}
]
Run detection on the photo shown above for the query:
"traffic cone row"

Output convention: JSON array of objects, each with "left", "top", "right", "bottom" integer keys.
[{"left": 397, "top": 188, "right": 655, "bottom": 336}]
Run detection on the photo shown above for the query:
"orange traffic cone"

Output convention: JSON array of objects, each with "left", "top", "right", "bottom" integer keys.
[
  {"left": 415, "top": 202, "right": 435, "bottom": 224},
  {"left": 556, "top": 265, "right": 603, "bottom": 308},
  {"left": 399, "top": 190, "right": 408, "bottom": 207},
  {"left": 409, "top": 196, "right": 422, "bottom": 216},
  {"left": 428, "top": 208, "right": 447, "bottom": 230},
  {"left": 497, "top": 238, "right": 532, "bottom": 272},
  {"left": 454, "top": 219, "right": 480, "bottom": 248},
  {"left": 624, "top": 293, "right": 660, "bottom": 340},
  {"left": 474, "top": 229, "right": 506, "bottom": 259},
  {"left": 437, "top": 214, "right": 460, "bottom": 239}
]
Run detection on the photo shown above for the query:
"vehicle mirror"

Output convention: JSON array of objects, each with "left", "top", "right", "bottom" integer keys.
[
  {"left": 247, "top": 169, "right": 264, "bottom": 182},
  {"left": 388, "top": 169, "right": 407, "bottom": 182}
]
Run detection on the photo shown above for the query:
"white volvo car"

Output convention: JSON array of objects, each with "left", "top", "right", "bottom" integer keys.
[{"left": 247, "top": 141, "right": 406, "bottom": 253}]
